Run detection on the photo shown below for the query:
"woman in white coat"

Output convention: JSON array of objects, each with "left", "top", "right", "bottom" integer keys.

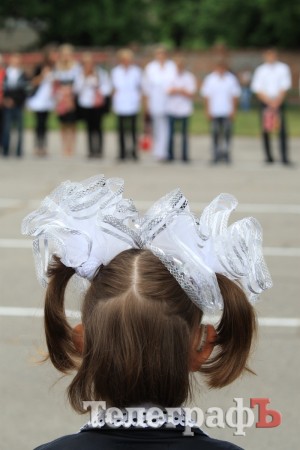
[{"left": 143, "top": 47, "right": 176, "bottom": 161}]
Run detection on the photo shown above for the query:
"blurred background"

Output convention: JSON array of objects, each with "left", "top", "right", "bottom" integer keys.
[{"left": 0, "top": 1, "right": 299, "bottom": 450}]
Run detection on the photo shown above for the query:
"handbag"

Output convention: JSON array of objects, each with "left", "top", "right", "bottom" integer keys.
[
  {"left": 94, "top": 90, "right": 104, "bottom": 108},
  {"left": 263, "top": 107, "right": 280, "bottom": 132},
  {"left": 139, "top": 113, "right": 153, "bottom": 152}
]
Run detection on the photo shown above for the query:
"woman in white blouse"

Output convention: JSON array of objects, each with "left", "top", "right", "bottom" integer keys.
[
  {"left": 74, "top": 52, "right": 111, "bottom": 158},
  {"left": 54, "top": 44, "right": 81, "bottom": 156},
  {"left": 166, "top": 55, "right": 197, "bottom": 162},
  {"left": 111, "top": 49, "right": 142, "bottom": 161},
  {"left": 27, "top": 46, "right": 57, "bottom": 157},
  {"left": 143, "top": 47, "right": 176, "bottom": 160}
]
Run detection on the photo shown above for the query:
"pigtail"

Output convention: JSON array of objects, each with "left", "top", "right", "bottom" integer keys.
[
  {"left": 201, "top": 273, "right": 257, "bottom": 387},
  {"left": 44, "top": 256, "right": 78, "bottom": 373}
]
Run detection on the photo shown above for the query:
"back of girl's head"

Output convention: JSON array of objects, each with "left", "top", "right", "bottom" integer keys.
[{"left": 45, "top": 249, "right": 256, "bottom": 413}]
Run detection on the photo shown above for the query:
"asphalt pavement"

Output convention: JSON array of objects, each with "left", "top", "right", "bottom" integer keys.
[{"left": 1, "top": 130, "right": 299, "bottom": 450}]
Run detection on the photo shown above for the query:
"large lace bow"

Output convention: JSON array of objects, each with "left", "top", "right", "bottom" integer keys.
[
  {"left": 21, "top": 175, "right": 140, "bottom": 286},
  {"left": 22, "top": 175, "right": 272, "bottom": 313},
  {"left": 140, "top": 190, "right": 272, "bottom": 313}
]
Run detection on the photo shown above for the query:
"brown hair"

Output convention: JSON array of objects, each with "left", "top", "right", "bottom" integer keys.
[{"left": 44, "top": 249, "right": 256, "bottom": 412}]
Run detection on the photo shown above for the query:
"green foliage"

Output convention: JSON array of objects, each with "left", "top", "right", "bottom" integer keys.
[{"left": 1, "top": 0, "right": 300, "bottom": 48}]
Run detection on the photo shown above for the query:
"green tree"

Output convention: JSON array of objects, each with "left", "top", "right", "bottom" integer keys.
[{"left": 1, "top": 0, "right": 300, "bottom": 49}]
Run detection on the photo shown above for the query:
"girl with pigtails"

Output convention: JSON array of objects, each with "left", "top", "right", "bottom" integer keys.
[{"left": 22, "top": 175, "right": 272, "bottom": 450}]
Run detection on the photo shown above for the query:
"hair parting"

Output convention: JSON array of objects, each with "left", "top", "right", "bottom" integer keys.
[{"left": 43, "top": 250, "right": 257, "bottom": 412}]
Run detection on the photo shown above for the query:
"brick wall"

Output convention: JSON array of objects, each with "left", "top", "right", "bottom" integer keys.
[{"left": 2, "top": 46, "right": 299, "bottom": 91}]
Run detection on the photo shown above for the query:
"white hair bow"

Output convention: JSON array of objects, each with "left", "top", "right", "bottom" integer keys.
[
  {"left": 141, "top": 190, "right": 272, "bottom": 313},
  {"left": 21, "top": 175, "right": 140, "bottom": 286},
  {"left": 22, "top": 175, "right": 272, "bottom": 313}
]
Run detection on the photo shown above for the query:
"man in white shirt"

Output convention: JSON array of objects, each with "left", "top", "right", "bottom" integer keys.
[
  {"left": 201, "top": 59, "right": 240, "bottom": 164},
  {"left": 111, "top": 49, "right": 142, "bottom": 161},
  {"left": 251, "top": 48, "right": 292, "bottom": 165},
  {"left": 166, "top": 55, "right": 197, "bottom": 162},
  {"left": 143, "top": 47, "right": 176, "bottom": 160}
]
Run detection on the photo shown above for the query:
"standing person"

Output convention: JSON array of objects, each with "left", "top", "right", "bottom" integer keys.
[
  {"left": 143, "top": 46, "right": 176, "bottom": 161},
  {"left": 74, "top": 52, "right": 111, "bottom": 158},
  {"left": 54, "top": 44, "right": 80, "bottom": 156},
  {"left": 2, "top": 53, "right": 28, "bottom": 158},
  {"left": 238, "top": 68, "right": 252, "bottom": 111},
  {"left": 111, "top": 49, "right": 142, "bottom": 161},
  {"left": 251, "top": 48, "right": 292, "bottom": 165},
  {"left": 0, "top": 54, "right": 6, "bottom": 151},
  {"left": 27, "top": 46, "right": 57, "bottom": 157},
  {"left": 22, "top": 175, "right": 272, "bottom": 450},
  {"left": 166, "top": 55, "right": 197, "bottom": 163},
  {"left": 201, "top": 59, "right": 241, "bottom": 164}
]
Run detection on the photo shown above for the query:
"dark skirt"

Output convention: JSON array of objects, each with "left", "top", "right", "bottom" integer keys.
[{"left": 58, "top": 110, "right": 77, "bottom": 124}]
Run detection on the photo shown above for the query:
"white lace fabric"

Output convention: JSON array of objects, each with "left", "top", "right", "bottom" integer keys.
[
  {"left": 21, "top": 175, "right": 140, "bottom": 286},
  {"left": 21, "top": 175, "right": 272, "bottom": 313},
  {"left": 80, "top": 405, "right": 195, "bottom": 430}
]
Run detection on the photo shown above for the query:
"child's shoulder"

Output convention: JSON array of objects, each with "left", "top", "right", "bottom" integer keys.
[
  {"left": 34, "top": 428, "right": 244, "bottom": 450},
  {"left": 184, "top": 428, "right": 244, "bottom": 449}
]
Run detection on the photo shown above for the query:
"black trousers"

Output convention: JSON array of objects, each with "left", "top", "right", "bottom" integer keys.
[
  {"left": 211, "top": 117, "right": 232, "bottom": 163},
  {"left": 117, "top": 114, "right": 137, "bottom": 160},
  {"left": 260, "top": 103, "right": 288, "bottom": 163},
  {"left": 0, "top": 108, "right": 3, "bottom": 149},
  {"left": 168, "top": 116, "right": 189, "bottom": 162},
  {"left": 35, "top": 111, "right": 49, "bottom": 150},
  {"left": 82, "top": 107, "right": 103, "bottom": 157},
  {"left": 2, "top": 106, "right": 23, "bottom": 157}
]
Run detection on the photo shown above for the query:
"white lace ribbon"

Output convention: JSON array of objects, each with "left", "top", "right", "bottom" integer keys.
[
  {"left": 21, "top": 175, "right": 139, "bottom": 286},
  {"left": 21, "top": 175, "right": 272, "bottom": 313}
]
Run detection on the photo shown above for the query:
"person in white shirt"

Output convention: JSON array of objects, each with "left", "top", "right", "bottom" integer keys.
[
  {"left": 74, "top": 52, "right": 111, "bottom": 158},
  {"left": 143, "top": 47, "right": 176, "bottom": 160},
  {"left": 166, "top": 55, "right": 197, "bottom": 162},
  {"left": 111, "top": 49, "right": 142, "bottom": 161},
  {"left": 251, "top": 48, "right": 292, "bottom": 165},
  {"left": 201, "top": 59, "right": 241, "bottom": 164},
  {"left": 27, "top": 46, "right": 57, "bottom": 157}
]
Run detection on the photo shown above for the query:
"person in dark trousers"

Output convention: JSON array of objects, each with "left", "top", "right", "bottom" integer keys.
[
  {"left": 201, "top": 59, "right": 241, "bottom": 165},
  {"left": 2, "top": 53, "right": 28, "bottom": 158},
  {"left": 251, "top": 48, "right": 292, "bottom": 165},
  {"left": 27, "top": 46, "right": 57, "bottom": 156},
  {"left": 74, "top": 52, "right": 111, "bottom": 158},
  {"left": 166, "top": 55, "right": 197, "bottom": 163},
  {"left": 0, "top": 54, "right": 6, "bottom": 152},
  {"left": 111, "top": 49, "right": 142, "bottom": 161}
]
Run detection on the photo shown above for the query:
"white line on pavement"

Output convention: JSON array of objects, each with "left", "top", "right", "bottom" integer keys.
[
  {"left": 263, "top": 247, "right": 300, "bottom": 257},
  {"left": 0, "top": 239, "right": 32, "bottom": 248},
  {"left": 0, "top": 307, "right": 299, "bottom": 328},
  {"left": 1, "top": 198, "right": 300, "bottom": 214},
  {"left": 0, "top": 199, "right": 22, "bottom": 208}
]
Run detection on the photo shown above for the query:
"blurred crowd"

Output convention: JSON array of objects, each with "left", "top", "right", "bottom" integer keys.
[{"left": 0, "top": 45, "right": 293, "bottom": 165}]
